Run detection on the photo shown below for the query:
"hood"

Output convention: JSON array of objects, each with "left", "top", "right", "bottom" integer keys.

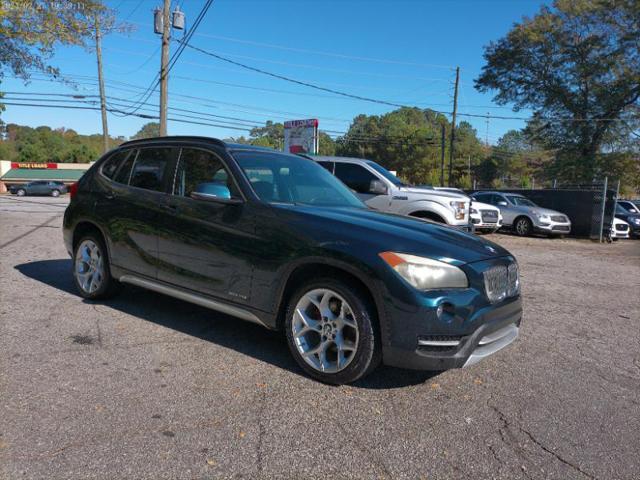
[
  {"left": 274, "top": 204, "right": 511, "bottom": 265},
  {"left": 470, "top": 201, "right": 498, "bottom": 211},
  {"left": 533, "top": 207, "right": 567, "bottom": 216},
  {"left": 399, "top": 186, "right": 469, "bottom": 201}
]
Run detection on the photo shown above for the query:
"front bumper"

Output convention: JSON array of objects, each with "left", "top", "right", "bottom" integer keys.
[
  {"left": 534, "top": 219, "right": 571, "bottom": 235},
  {"left": 383, "top": 295, "right": 522, "bottom": 371}
]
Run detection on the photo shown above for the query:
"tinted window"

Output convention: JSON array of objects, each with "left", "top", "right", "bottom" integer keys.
[
  {"left": 130, "top": 147, "right": 177, "bottom": 192},
  {"left": 366, "top": 160, "right": 404, "bottom": 187},
  {"left": 102, "top": 150, "right": 130, "bottom": 179},
  {"left": 507, "top": 195, "right": 537, "bottom": 207},
  {"left": 233, "top": 151, "right": 364, "bottom": 208},
  {"left": 318, "top": 161, "right": 334, "bottom": 174},
  {"left": 472, "top": 193, "right": 491, "bottom": 203},
  {"left": 334, "top": 163, "right": 377, "bottom": 194},
  {"left": 174, "top": 148, "right": 240, "bottom": 198},
  {"left": 113, "top": 150, "right": 137, "bottom": 185}
]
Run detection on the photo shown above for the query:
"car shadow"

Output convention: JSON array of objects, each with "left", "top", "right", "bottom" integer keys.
[{"left": 15, "top": 259, "right": 439, "bottom": 389}]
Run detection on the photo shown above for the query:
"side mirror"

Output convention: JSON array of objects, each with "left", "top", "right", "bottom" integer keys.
[
  {"left": 497, "top": 201, "right": 508, "bottom": 206},
  {"left": 191, "top": 183, "right": 242, "bottom": 205},
  {"left": 369, "top": 179, "right": 388, "bottom": 195}
]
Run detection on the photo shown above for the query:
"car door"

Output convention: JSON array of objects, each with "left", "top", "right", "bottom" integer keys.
[
  {"left": 29, "top": 181, "right": 45, "bottom": 195},
  {"left": 333, "top": 162, "right": 390, "bottom": 210},
  {"left": 492, "top": 194, "right": 516, "bottom": 225},
  {"left": 155, "top": 146, "right": 255, "bottom": 304},
  {"left": 96, "top": 146, "right": 178, "bottom": 279}
]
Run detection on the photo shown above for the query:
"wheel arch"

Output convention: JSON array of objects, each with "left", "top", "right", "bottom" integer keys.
[
  {"left": 72, "top": 220, "right": 111, "bottom": 262},
  {"left": 274, "top": 260, "right": 386, "bottom": 340},
  {"left": 408, "top": 210, "right": 447, "bottom": 223}
]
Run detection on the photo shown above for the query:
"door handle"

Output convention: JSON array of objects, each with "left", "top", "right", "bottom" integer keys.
[{"left": 105, "top": 192, "right": 115, "bottom": 200}]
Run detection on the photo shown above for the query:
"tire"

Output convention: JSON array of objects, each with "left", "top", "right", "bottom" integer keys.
[
  {"left": 16, "top": 189, "right": 26, "bottom": 197},
  {"left": 73, "top": 233, "right": 121, "bottom": 300},
  {"left": 284, "top": 277, "right": 381, "bottom": 385},
  {"left": 514, "top": 217, "right": 533, "bottom": 237},
  {"left": 51, "top": 189, "right": 60, "bottom": 197}
]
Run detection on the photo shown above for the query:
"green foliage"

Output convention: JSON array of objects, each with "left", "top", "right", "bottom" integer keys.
[
  {"left": 476, "top": 0, "right": 640, "bottom": 183},
  {"left": 0, "top": 123, "right": 121, "bottom": 162},
  {"left": 335, "top": 107, "right": 485, "bottom": 186},
  {"left": 0, "top": 1, "right": 131, "bottom": 118},
  {"left": 132, "top": 122, "right": 160, "bottom": 139}
]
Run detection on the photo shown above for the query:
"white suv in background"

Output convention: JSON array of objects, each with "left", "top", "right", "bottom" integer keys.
[{"left": 307, "top": 156, "right": 471, "bottom": 230}]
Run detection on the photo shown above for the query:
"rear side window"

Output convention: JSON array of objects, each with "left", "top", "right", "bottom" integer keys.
[
  {"left": 318, "top": 161, "right": 334, "bottom": 174},
  {"left": 173, "top": 148, "right": 240, "bottom": 198},
  {"left": 101, "top": 150, "right": 131, "bottom": 179},
  {"left": 334, "top": 162, "right": 377, "bottom": 194},
  {"left": 113, "top": 150, "right": 137, "bottom": 185},
  {"left": 129, "top": 147, "right": 178, "bottom": 192}
]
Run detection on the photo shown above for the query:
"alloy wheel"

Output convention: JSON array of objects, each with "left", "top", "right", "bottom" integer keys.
[
  {"left": 75, "top": 240, "right": 105, "bottom": 294},
  {"left": 516, "top": 218, "right": 530, "bottom": 236},
  {"left": 291, "top": 288, "right": 359, "bottom": 373}
]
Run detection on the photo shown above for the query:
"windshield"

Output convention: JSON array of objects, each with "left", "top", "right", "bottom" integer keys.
[
  {"left": 365, "top": 160, "right": 406, "bottom": 187},
  {"left": 616, "top": 204, "right": 629, "bottom": 214},
  {"left": 507, "top": 195, "right": 537, "bottom": 207},
  {"left": 233, "top": 150, "right": 366, "bottom": 208}
]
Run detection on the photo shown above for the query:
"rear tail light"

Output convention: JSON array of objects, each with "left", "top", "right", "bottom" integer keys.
[{"left": 69, "top": 182, "right": 79, "bottom": 200}]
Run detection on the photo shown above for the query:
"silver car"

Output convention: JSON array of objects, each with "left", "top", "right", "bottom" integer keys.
[{"left": 471, "top": 191, "right": 571, "bottom": 237}]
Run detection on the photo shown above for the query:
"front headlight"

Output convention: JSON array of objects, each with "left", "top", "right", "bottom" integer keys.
[
  {"left": 450, "top": 201, "right": 466, "bottom": 220},
  {"left": 633, "top": 218, "right": 640, "bottom": 225},
  {"left": 379, "top": 252, "right": 468, "bottom": 290}
]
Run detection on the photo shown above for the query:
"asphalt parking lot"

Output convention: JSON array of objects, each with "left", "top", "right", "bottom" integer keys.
[{"left": 1, "top": 195, "right": 639, "bottom": 480}]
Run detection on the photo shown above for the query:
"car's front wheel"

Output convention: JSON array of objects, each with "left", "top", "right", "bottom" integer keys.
[
  {"left": 16, "top": 189, "right": 26, "bottom": 196},
  {"left": 285, "top": 278, "right": 380, "bottom": 384},
  {"left": 51, "top": 189, "right": 60, "bottom": 197},
  {"left": 514, "top": 217, "right": 533, "bottom": 236},
  {"left": 73, "top": 234, "right": 120, "bottom": 300}
]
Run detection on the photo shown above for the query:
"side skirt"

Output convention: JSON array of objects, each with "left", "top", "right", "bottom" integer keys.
[{"left": 117, "top": 273, "right": 272, "bottom": 329}]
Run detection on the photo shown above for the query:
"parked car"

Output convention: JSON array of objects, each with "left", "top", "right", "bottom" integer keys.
[
  {"left": 305, "top": 156, "right": 471, "bottom": 230},
  {"left": 471, "top": 191, "right": 571, "bottom": 237},
  {"left": 63, "top": 137, "right": 522, "bottom": 384},
  {"left": 9, "top": 180, "right": 67, "bottom": 197},
  {"left": 617, "top": 200, "right": 640, "bottom": 214},
  {"left": 610, "top": 217, "right": 630, "bottom": 240},
  {"left": 614, "top": 204, "right": 640, "bottom": 238},
  {"left": 434, "top": 187, "right": 502, "bottom": 233}
]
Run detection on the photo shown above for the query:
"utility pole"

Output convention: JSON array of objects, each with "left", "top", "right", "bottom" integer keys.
[
  {"left": 448, "top": 66, "right": 460, "bottom": 186},
  {"left": 485, "top": 112, "right": 490, "bottom": 146},
  {"left": 159, "top": 0, "right": 171, "bottom": 136},
  {"left": 440, "top": 123, "right": 446, "bottom": 186},
  {"left": 94, "top": 15, "right": 109, "bottom": 153}
]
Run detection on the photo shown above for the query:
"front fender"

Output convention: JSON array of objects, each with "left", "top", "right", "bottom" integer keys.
[{"left": 397, "top": 200, "right": 453, "bottom": 223}]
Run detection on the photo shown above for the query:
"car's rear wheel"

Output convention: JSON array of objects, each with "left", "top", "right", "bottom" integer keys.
[
  {"left": 514, "top": 217, "right": 532, "bottom": 236},
  {"left": 51, "top": 189, "right": 60, "bottom": 197},
  {"left": 73, "top": 234, "right": 120, "bottom": 300},
  {"left": 16, "top": 189, "right": 26, "bottom": 196},
  {"left": 285, "top": 278, "right": 380, "bottom": 384}
]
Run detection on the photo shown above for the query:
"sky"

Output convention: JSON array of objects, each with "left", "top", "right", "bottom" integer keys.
[{"left": 2, "top": 0, "right": 546, "bottom": 145}]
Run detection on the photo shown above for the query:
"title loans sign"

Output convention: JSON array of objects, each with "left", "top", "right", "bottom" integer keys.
[
  {"left": 284, "top": 119, "right": 318, "bottom": 154},
  {"left": 11, "top": 163, "right": 58, "bottom": 169}
]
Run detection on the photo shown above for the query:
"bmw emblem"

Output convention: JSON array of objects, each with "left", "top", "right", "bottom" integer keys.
[{"left": 485, "top": 245, "right": 497, "bottom": 254}]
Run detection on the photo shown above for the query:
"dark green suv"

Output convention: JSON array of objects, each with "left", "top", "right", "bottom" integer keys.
[{"left": 63, "top": 137, "right": 522, "bottom": 384}]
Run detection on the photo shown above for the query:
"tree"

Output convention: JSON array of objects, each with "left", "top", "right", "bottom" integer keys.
[
  {"left": 132, "top": 122, "right": 161, "bottom": 140},
  {"left": 475, "top": 0, "right": 640, "bottom": 183},
  {"left": 0, "top": 1, "right": 113, "bottom": 117}
]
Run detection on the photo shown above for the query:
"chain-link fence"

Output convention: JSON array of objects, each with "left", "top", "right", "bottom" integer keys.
[{"left": 468, "top": 177, "right": 619, "bottom": 240}]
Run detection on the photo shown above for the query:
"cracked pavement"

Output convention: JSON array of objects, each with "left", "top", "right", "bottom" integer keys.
[{"left": 1, "top": 195, "right": 639, "bottom": 479}]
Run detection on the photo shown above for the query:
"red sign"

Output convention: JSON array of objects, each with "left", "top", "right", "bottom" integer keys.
[{"left": 10, "top": 162, "right": 58, "bottom": 169}]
